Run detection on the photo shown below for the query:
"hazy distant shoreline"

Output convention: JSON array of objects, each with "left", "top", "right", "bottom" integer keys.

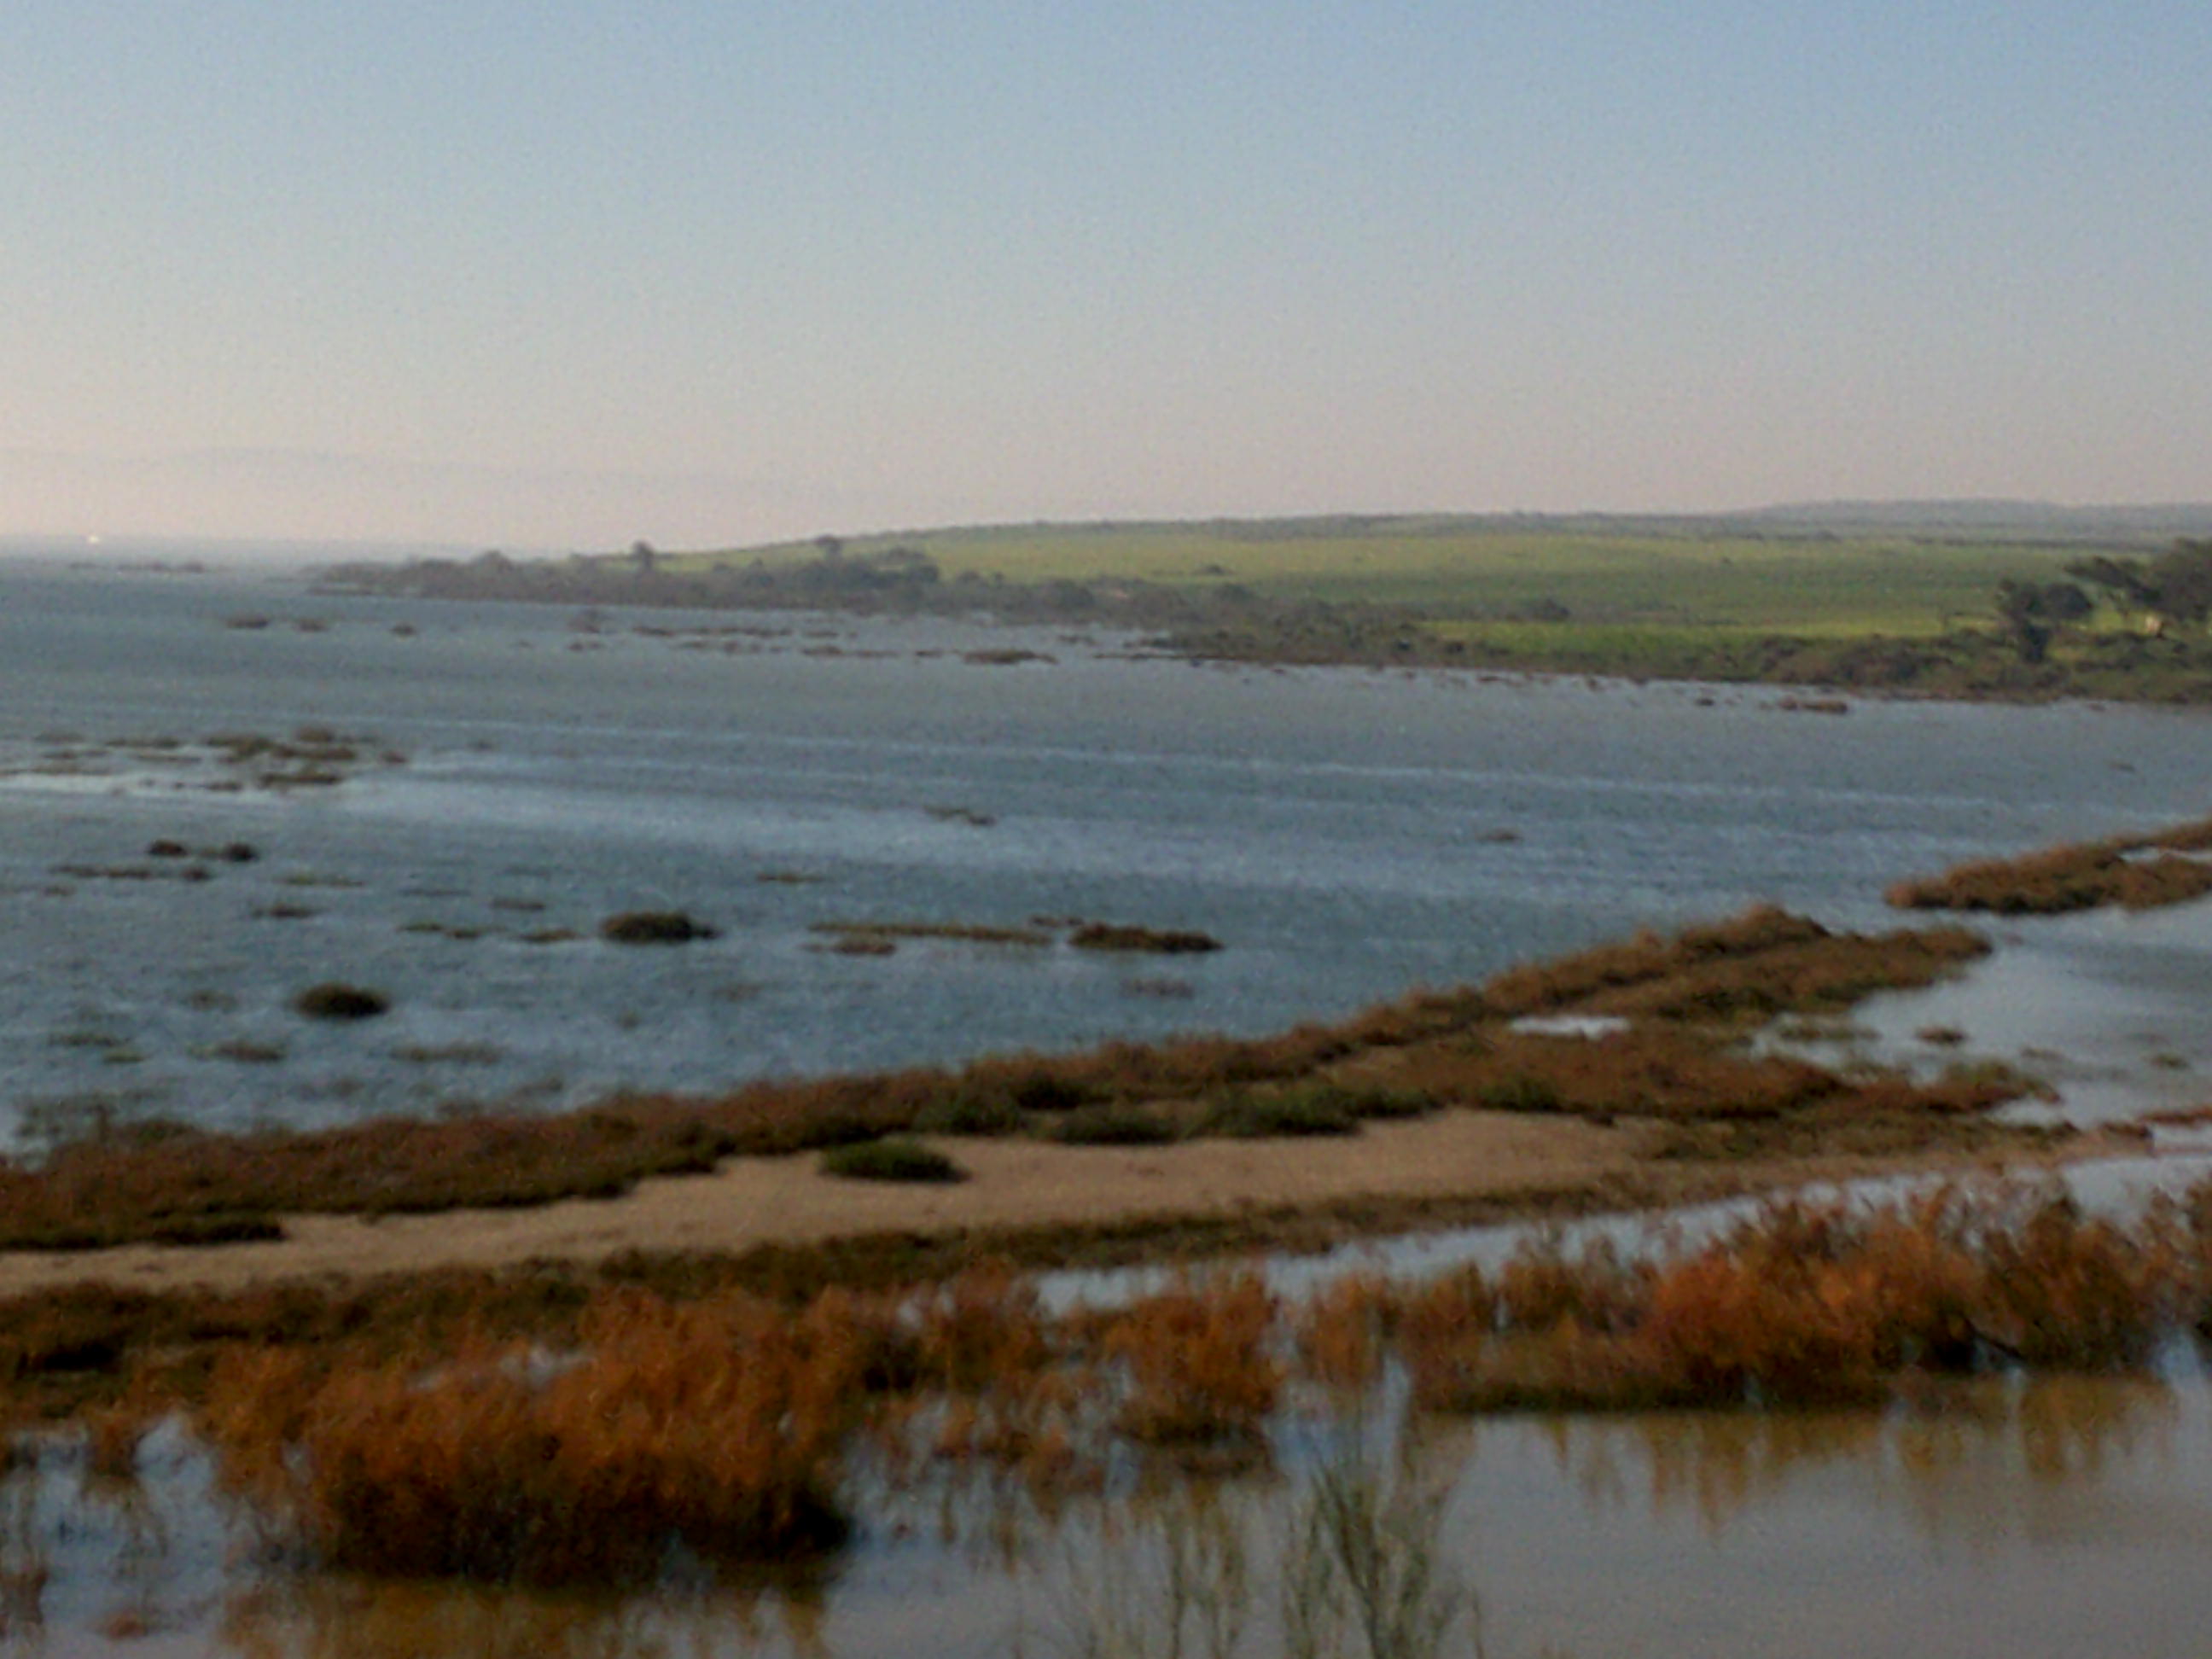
[{"left": 297, "top": 505, "right": 2212, "bottom": 706}]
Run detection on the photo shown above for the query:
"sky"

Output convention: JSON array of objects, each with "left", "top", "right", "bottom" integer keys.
[{"left": 4, "top": 3, "right": 2209, "bottom": 551}]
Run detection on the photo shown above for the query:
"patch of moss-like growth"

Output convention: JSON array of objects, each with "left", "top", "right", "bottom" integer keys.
[
  {"left": 1045, "top": 1105, "right": 1179, "bottom": 1146},
  {"left": 1200, "top": 1089, "right": 1361, "bottom": 1139},
  {"left": 818, "top": 1138, "right": 966, "bottom": 1184},
  {"left": 913, "top": 1096, "right": 1030, "bottom": 1138}
]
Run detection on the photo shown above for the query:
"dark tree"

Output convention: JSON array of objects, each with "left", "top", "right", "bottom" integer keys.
[
  {"left": 1994, "top": 580, "right": 2052, "bottom": 662},
  {"left": 2065, "top": 539, "right": 2212, "bottom": 631},
  {"left": 1993, "top": 579, "right": 2093, "bottom": 661},
  {"left": 2147, "top": 539, "right": 2212, "bottom": 626}
]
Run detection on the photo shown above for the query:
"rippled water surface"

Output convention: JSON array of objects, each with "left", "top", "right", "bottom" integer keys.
[{"left": 7, "top": 564, "right": 2212, "bottom": 1147}]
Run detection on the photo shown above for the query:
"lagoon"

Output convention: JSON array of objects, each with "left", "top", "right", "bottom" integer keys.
[{"left": 5, "top": 564, "right": 2210, "bottom": 1150}]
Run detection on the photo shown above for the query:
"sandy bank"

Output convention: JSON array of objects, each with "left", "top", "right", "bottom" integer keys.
[{"left": 0, "top": 1109, "right": 2141, "bottom": 1299}]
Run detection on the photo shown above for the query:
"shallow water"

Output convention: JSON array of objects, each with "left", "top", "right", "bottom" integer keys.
[
  {"left": 6, "top": 565, "right": 2211, "bottom": 1149},
  {"left": 14, "top": 1369, "right": 2212, "bottom": 1658}
]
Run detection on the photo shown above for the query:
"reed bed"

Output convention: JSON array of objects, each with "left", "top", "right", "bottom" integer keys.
[
  {"left": 1398, "top": 1185, "right": 2197, "bottom": 1412},
  {"left": 1102, "top": 1274, "right": 1283, "bottom": 1450},
  {"left": 0, "top": 1179, "right": 2180, "bottom": 1586},
  {"left": 201, "top": 1290, "right": 870, "bottom": 1583}
]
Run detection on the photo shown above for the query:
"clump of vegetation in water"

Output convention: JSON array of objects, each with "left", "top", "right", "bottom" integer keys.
[
  {"left": 291, "top": 983, "right": 391, "bottom": 1021},
  {"left": 201, "top": 1291, "right": 865, "bottom": 1582},
  {"left": 599, "top": 910, "right": 719, "bottom": 944},
  {"left": 809, "top": 919, "right": 1051, "bottom": 948},
  {"left": 1886, "top": 812, "right": 2212, "bottom": 914},
  {"left": 1394, "top": 1185, "right": 2192, "bottom": 1412},
  {"left": 1069, "top": 922, "right": 1224, "bottom": 953},
  {"left": 1103, "top": 1273, "right": 1281, "bottom": 1451}
]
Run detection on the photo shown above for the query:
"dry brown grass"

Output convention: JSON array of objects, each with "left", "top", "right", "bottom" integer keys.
[
  {"left": 201, "top": 1288, "right": 869, "bottom": 1582},
  {"left": 1292, "top": 1273, "right": 1396, "bottom": 1395},
  {"left": 1888, "top": 814, "right": 2212, "bottom": 914},
  {"left": 1398, "top": 1185, "right": 2194, "bottom": 1413},
  {"left": 1103, "top": 1275, "right": 1281, "bottom": 1449},
  {"left": 1973, "top": 1192, "right": 2189, "bottom": 1368},
  {"left": 0, "top": 1176, "right": 2200, "bottom": 1589},
  {"left": 898, "top": 1265, "right": 1090, "bottom": 1473},
  {"left": 1482, "top": 907, "right": 1989, "bottom": 1024},
  {"left": 1479, "top": 905, "right": 1827, "bottom": 1016},
  {"left": 907, "top": 1262, "right": 1055, "bottom": 1394},
  {"left": 0, "top": 1080, "right": 939, "bottom": 1250},
  {"left": 1394, "top": 1025, "right": 1838, "bottom": 1121}
]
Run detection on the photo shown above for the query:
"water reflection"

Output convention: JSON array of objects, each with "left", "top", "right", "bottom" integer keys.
[
  {"left": 1530, "top": 1374, "right": 2178, "bottom": 1541},
  {"left": 220, "top": 1571, "right": 836, "bottom": 1659},
  {"left": 0, "top": 1372, "right": 2192, "bottom": 1658}
]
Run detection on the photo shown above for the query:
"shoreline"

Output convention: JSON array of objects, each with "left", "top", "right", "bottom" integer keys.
[{"left": 311, "top": 541, "right": 2212, "bottom": 708}]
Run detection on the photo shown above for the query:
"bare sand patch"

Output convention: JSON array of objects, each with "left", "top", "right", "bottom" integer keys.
[
  {"left": 0, "top": 1112, "right": 1624, "bottom": 1295},
  {"left": 0, "top": 1109, "right": 2131, "bottom": 1300}
]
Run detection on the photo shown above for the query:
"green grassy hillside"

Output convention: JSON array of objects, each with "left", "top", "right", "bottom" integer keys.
[{"left": 688, "top": 517, "right": 2081, "bottom": 637}]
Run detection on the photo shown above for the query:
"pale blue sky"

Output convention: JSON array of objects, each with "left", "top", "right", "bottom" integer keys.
[{"left": 4, "top": 3, "right": 2208, "bottom": 548}]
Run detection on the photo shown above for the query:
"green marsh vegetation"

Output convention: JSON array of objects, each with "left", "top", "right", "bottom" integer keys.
[{"left": 818, "top": 1138, "right": 967, "bottom": 1184}]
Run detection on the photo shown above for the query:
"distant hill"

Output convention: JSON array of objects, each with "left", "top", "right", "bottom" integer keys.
[
  {"left": 1722, "top": 499, "right": 2212, "bottom": 544},
  {"left": 717, "top": 501, "right": 2212, "bottom": 563}
]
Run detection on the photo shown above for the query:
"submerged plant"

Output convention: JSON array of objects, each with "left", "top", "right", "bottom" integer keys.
[
  {"left": 1038, "top": 1443, "right": 1478, "bottom": 1659},
  {"left": 1282, "top": 1448, "right": 1476, "bottom": 1659}
]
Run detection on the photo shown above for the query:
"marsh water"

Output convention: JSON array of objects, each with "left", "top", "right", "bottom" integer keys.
[
  {"left": 3, "top": 1365, "right": 2209, "bottom": 1659},
  {"left": 8, "top": 561, "right": 2212, "bottom": 1655},
  {"left": 6, "top": 563, "right": 2212, "bottom": 1147}
]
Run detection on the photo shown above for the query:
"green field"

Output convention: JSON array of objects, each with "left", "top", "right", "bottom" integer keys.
[
  {"left": 688, "top": 518, "right": 2086, "bottom": 637},
  {"left": 336, "top": 510, "right": 2209, "bottom": 701}
]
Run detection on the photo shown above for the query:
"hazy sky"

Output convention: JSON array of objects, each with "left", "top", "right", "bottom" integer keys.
[{"left": 5, "top": 3, "right": 2209, "bottom": 550}]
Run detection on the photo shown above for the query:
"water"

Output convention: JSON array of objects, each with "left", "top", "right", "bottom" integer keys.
[
  {"left": 5, "top": 565, "right": 2211, "bottom": 1148},
  {"left": 12, "top": 562, "right": 2212, "bottom": 1655},
  {"left": 15, "top": 1372, "right": 2212, "bottom": 1657}
]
